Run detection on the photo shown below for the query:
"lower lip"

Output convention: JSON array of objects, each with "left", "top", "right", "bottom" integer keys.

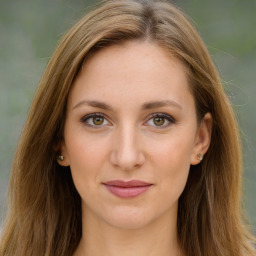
[{"left": 104, "top": 185, "right": 151, "bottom": 198}]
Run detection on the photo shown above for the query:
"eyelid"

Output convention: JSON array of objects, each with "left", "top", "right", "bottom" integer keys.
[
  {"left": 80, "top": 112, "right": 111, "bottom": 128},
  {"left": 144, "top": 112, "right": 175, "bottom": 128},
  {"left": 80, "top": 112, "right": 175, "bottom": 129}
]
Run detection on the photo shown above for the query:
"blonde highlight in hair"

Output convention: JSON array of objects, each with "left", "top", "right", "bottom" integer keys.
[{"left": 1, "top": 0, "right": 255, "bottom": 255}]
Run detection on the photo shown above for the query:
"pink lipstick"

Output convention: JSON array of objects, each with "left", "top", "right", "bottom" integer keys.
[{"left": 103, "top": 180, "right": 152, "bottom": 198}]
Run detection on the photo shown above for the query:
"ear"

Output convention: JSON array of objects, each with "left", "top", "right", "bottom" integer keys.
[
  {"left": 190, "top": 112, "right": 212, "bottom": 165},
  {"left": 56, "top": 140, "right": 70, "bottom": 167}
]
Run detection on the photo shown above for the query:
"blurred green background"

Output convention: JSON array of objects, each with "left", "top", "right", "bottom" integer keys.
[{"left": 0, "top": 0, "right": 255, "bottom": 233}]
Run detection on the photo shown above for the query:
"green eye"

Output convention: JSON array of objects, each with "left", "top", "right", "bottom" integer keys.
[
  {"left": 153, "top": 117, "right": 165, "bottom": 126},
  {"left": 146, "top": 113, "right": 175, "bottom": 128},
  {"left": 93, "top": 116, "right": 104, "bottom": 125},
  {"left": 81, "top": 113, "right": 109, "bottom": 128}
]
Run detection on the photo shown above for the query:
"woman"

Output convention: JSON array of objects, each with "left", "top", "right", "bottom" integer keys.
[{"left": 0, "top": 0, "right": 255, "bottom": 255}]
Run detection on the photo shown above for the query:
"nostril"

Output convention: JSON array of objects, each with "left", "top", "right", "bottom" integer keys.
[
  {"left": 109, "top": 148, "right": 145, "bottom": 170},
  {"left": 109, "top": 127, "right": 145, "bottom": 170}
]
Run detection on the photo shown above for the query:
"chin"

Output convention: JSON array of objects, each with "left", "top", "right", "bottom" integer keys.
[
  {"left": 102, "top": 206, "right": 157, "bottom": 230},
  {"left": 107, "top": 216, "right": 151, "bottom": 230}
]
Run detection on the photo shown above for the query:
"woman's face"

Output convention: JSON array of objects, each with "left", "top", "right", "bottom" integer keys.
[{"left": 59, "top": 41, "right": 211, "bottom": 230}]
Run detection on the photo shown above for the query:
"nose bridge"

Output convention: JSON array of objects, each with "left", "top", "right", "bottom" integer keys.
[{"left": 111, "top": 122, "right": 144, "bottom": 169}]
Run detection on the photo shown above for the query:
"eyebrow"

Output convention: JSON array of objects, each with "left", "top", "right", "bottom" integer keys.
[
  {"left": 141, "top": 100, "right": 182, "bottom": 110},
  {"left": 72, "top": 100, "right": 113, "bottom": 110},
  {"left": 72, "top": 99, "right": 182, "bottom": 111},
  {"left": 72, "top": 100, "right": 114, "bottom": 111}
]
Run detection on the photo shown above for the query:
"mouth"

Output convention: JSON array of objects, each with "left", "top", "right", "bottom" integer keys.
[{"left": 102, "top": 180, "right": 153, "bottom": 198}]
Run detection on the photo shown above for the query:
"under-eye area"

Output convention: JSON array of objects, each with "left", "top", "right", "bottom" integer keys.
[
  {"left": 144, "top": 112, "right": 176, "bottom": 128},
  {"left": 80, "top": 112, "right": 111, "bottom": 128},
  {"left": 2, "top": 1, "right": 255, "bottom": 255},
  {"left": 80, "top": 112, "right": 176, "bottom": 129}
]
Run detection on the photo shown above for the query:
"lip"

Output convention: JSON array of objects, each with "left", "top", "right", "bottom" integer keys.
[{"left": 103, "top": 180, "right": 152, "bottom": 198}]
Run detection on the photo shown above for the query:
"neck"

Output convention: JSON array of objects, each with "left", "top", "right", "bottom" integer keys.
[{"left": 74, "top": 205, "right": 183, "bottom": 256}]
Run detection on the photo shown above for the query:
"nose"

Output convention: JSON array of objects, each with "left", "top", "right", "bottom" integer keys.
[{"left": 110, "top": 125, "right": 145, "bottom": 171}]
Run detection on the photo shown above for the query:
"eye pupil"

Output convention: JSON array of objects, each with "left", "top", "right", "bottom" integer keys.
[
  {"left": 93, "top": 116, "right": 104, "bottom": 125},
  {"left": 153, "top": 117, "right": 165, "bottom": 126}
]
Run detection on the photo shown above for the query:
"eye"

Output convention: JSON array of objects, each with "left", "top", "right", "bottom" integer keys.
[
  {"left": 145, "top": 113, "right": 175, "bottom": 128},
  {"left": 81, "top": 113, "right": 110, "bottom": 128}
]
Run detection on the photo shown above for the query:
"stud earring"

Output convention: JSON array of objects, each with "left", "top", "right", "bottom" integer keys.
[
  {"left": 196, "top": 153, "right": 203, "bottom": 161},
  {"left": 58, "top": 155, "right": 64, "bottom": 161}
]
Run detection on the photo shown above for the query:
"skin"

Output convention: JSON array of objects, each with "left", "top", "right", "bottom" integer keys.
[{"left": 59, "top": 41, "right": 212, "bottom": 256}]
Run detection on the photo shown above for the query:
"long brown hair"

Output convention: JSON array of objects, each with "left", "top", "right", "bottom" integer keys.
[{"left": 1, "top": 0, "right": 255, "bottom": 255}]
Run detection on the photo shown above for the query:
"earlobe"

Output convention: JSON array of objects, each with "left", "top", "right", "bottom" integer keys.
[
  {"left": 190, "top": 112, "right": 212, "bottom": 165},
  {"left": 56, "top": 140, "right": 70, "bottom": 167}
]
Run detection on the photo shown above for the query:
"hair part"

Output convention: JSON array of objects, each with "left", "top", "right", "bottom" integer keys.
[{"left": 1, "top": 0, "right": 255, "bottom": 255}]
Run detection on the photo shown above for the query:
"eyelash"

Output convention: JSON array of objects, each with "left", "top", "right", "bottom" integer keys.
[
  {"left": 81, "top": 113, "right": 109, "bottom": 129},
  {"left": 80, "top": 112, "right": 175, "bottom": 129},
  {"left": 145, "top": 113, "right": 175, "bottom": 128}
]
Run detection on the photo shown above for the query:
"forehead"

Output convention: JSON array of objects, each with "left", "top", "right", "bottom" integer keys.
[{"left": 68, "top": 41, "right": 194, "bottom": 112}]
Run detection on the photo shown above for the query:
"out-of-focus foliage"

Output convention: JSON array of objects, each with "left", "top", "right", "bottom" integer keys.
[{"left": 0, "top": 0, "right": 255, "bottom": 233}]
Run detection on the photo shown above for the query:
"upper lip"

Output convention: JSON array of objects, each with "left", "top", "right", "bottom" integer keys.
[{"left": 103, "top": 180, "right": 152, "bottom": 187}]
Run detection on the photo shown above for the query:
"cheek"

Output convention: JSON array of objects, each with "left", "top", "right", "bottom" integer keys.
[
  {"left": 64, "top": 132, "right": 110, "bottom": 189},
  {"left": 149, "top": 132, "right": 194, "bottom": 169},
  {"left": 148, "top": 133, "right": 194, "bottom": 193}
]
